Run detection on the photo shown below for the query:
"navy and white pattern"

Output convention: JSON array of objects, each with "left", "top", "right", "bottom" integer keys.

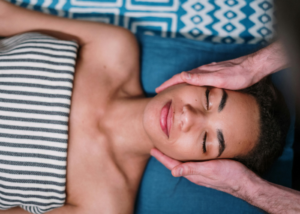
[
  {"left": 0, "top": 33, "right": 78, "bottom": 214},
  {"left": 7, "top": 0, "right": 275, "bottom": 44}
]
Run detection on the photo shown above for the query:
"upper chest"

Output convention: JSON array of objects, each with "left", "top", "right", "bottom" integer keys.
[
  {"left": 64, "top": 75, "right": 143, "bottom": 208},
  {"left": 62, "top": 38, "right": 145, "bottom": 202},
  {"left": 65, "top": 105, "right": 133, "bottom": 206}
]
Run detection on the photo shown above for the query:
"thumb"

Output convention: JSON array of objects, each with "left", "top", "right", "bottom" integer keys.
[
  {"left": 171, "top": 162, "right": 206, "bottom": 177},
  {"left": 182, "top": 71, "right": 225, "bottom": 88}
]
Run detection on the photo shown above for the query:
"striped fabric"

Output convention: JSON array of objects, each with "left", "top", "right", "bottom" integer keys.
[{"left": 0, "top": 33, "right": 78, "bottom": 214}]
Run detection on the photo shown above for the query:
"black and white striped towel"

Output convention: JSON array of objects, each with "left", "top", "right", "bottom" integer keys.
[{"left": 0, "top": 33, "right": 78, "bottom": 214}]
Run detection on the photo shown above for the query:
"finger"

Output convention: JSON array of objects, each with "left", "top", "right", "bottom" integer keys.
[
  {"left": 194, "top": 62, "right": 224, "bottom": 71},
  {"left": 150, "top": 148, "right": 182, "bottom": 170},
  {"left": 197, "top": 61, "right": 232, "bottom": 70},
  {"left": 183, "top": 72, "right": 226, "bottom": 88},
  {"left": 155, "top": 73, "right": 184, "bottom": 93},
  {"left": 171, "top": 161, "right": 217, "bottom": 177},
  {"left": 187, "top": 68, "right": 211, "bottom": 74}
]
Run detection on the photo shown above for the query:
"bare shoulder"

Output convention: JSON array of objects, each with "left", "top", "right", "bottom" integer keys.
[
  {"left": 0, "top": 0, "right": 10, "bottom": 27},
  {"left": 0, "top": 2, "right": 142, "bottom": 97},
  {"left": 0, "top": 0, "right": 9, "bottom": 12},
  {"left": 79, "top": 25, "right": 142, "bottom": 97}
]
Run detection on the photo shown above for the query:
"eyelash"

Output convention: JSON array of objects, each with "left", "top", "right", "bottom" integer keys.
[
  {"left": 205, "top": 88, "right": 210, "bottom": 110},
  {"left": 203, "top": 88, "right": 210, "bottom": 154},
  {"left": 203, "top": 132, "right": 207, "bottom": 153}
]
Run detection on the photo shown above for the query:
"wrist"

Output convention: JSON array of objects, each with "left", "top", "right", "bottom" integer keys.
[
  {"left": 242, "top": 173, "right": 266, "bottom": 202},
  {"left": 251, "top": 42, "right": 289, "bottom": 81},
  {"left": 234, "top": 170, "right": 265, "bottom": 203},
  {"left": 237, "top": 172, "right": 300, "bottom": 214},
  {"left": 250, "top": 49, "right": 274, "bottom": 82}
]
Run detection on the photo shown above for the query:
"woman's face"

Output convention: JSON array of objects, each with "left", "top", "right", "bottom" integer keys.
[{"left": 143, "top": 84, "right": 260, "bottom": 161}]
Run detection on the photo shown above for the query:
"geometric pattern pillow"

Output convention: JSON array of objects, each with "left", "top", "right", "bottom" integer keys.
[{"left": 9, "top": 0, "right": 274, "bottom": 44}]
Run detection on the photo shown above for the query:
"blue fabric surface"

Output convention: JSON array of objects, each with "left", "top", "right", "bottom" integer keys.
[
  {"left": 135, "top": 34, "right": 295, "bottom": 214},
  {"left": 9, "top": 0, "right": 275, "bottom": 44}
]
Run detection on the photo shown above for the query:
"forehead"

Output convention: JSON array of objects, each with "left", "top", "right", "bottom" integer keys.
[{"left": 217, "top": 90, "right": 260, "bottom": 158}]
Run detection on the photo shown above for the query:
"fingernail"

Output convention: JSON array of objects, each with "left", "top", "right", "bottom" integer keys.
[
  {"left": 184, "top": 72, "right": 191, "bottom": 80},
  {"left": 174, "top": 168, "right": 183, "bottom": 177},
  {"left": 172, "top": 167, "right": 183, "bottom": 177},
  {"left": 179, "top": 168, "right": 183, "bottom": 176}
]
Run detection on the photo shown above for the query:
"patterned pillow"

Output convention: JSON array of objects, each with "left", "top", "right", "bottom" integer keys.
[
  {"left": 0, "top": 33, "right": 78, "bottom": 214},
  {"left": 8, "top": 0, "right": 275, "bottom": 45}
]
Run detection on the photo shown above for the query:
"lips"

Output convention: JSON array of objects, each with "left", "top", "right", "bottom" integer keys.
[{"left": 160, "top": 101, "right": 172, "bottom": 137}]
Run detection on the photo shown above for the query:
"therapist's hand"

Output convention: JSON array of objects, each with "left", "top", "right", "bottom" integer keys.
[
  {"left": 156, "top": 41, "right": 288, "bottom": 93},
  {"left": 156, "top": 55, "right": 257, "bottom": 93},
  {"left": 151, "top": 148, "right": 300, "bottom": 214},
  {"left": 150, "top": 148, "right": 253, "bottom": 196}
]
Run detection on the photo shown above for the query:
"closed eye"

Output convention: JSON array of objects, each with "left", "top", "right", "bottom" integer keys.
[
  {"left": 203, "top": 132, "right": 207, "bottom": 153},
  {"left": 205, "top": 88, "right": 210, "bottom": 110}
]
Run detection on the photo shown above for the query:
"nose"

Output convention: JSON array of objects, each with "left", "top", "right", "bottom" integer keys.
[{"left": 180, "top": 104, "right": 206, "bottom": 132}]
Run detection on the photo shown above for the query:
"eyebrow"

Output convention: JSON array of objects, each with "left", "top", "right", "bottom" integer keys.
[
  {"left": 218, "top": 89, "right": 228, "bottom": 112},
  {"left": 217, "top": 129, "right": 225, "bottom": 158}
]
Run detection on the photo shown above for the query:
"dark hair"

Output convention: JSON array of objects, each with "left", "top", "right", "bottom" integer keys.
[{"left": 233, "top": 77, "right": 290, "bottom": 175}]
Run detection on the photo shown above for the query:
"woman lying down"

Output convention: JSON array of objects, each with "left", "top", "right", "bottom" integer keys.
[{"left": 0, "top": 1, "right": 290, "bottom": 214}]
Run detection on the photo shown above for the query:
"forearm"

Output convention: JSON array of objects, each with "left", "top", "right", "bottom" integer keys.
[
  {"left": 251, "top": 41, "right": 289, "bottom": 81},
  {"left": 237, "top": 173, "right": 300, "bottom": 214},
  {"left": 0, "top": 0, "right": 115, "bottom": 45}
]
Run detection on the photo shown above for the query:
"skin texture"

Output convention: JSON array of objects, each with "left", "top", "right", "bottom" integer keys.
[{"left": 156, "top": 41, "right": 289, "bottom": 93}]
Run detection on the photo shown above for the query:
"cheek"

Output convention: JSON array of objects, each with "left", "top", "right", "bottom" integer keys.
[{"left": 157, "top": 133, "right": 200, "bottom": 160}]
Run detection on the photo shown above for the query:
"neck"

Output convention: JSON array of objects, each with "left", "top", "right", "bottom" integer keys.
[{"left": 107, "top": 97, "right": 154, "bottom": 158}]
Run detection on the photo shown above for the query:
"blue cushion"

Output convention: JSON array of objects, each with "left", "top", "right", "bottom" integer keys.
[{"left": 135, "top": 34, "right": 295, "bottom": 214}]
